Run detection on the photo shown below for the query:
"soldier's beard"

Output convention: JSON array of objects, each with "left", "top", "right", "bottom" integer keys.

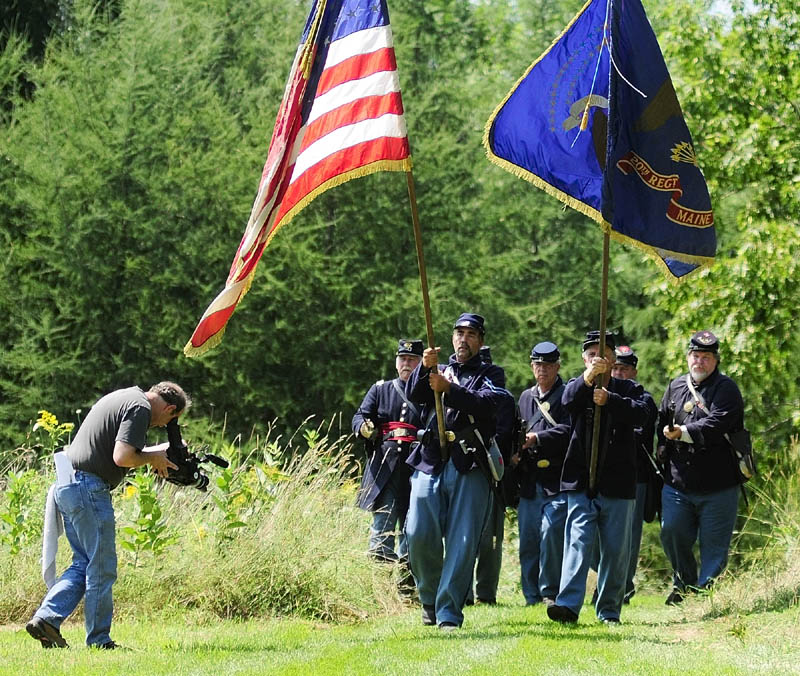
[
  {"left": 456, "top": 344, "right": 474, "bottom": 362},
  {"left": 690, "top": 366, "right": 710, "bottom": 383}
]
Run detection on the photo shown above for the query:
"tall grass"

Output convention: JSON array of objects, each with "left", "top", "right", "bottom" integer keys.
[
  {"left": 0, "top": 419, "right": 404, "bottom": 625},
  {"left": 686, "top": 437, "right": 800, "bottom": 618},
  {"left": 5, "top": 417, "right": 800, "bottom": 629}
]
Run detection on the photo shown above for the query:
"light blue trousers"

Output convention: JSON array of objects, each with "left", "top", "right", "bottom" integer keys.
[
  {"left": 518, "top": 487, "right": 567, "bottom": 604},
  {"left": 406, "top": 462, "right": 491, "bottom": 626},
  {"left": 660, "top": 483, "right": 739, "bottom": 590},
  {"left": 467, "top": 491, "right": 504, "bottom": 603},
  {"left": 556, "top": 491, "right": 634, "bottom": 621},
  {"left": 368, "top": 465, "right": 411, "bottom": 561},
  {"left": 625, "top": 481, "right": 648, "bottom": 597}
]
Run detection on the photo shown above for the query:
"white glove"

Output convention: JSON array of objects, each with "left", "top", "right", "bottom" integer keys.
[{"left": 360, "top": 420, "right": 376, "bottom": 440}]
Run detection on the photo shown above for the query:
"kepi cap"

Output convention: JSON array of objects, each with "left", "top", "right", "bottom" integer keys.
[
  {"left": 614, "top": 345, "right": 638, "bottom": 367},
  {"left": 396, "top": 339, "right": 423, "bottom": 357},
  {"left": 687, "top": 330, "right": 719, "bottom": 354},
  {"left": 582, "top": 330, "right": 616, "bottom": 352},
  {"left": 453, "top": 312, "right": 485, "bottom": 335},
  {"left": 530, "top": 341, "right": 560, "bottom": 363}
]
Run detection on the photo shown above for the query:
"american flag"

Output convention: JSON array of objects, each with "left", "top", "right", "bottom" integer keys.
[{"left": 185, "top": 0, "right": 411, "bottom": 356}]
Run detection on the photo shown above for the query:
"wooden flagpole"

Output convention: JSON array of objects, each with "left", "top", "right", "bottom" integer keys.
[
  {"left": 406, "top": 171, "right": 448, "bottom": 459},
  {"left": 588, "top": 230, "right": 611, "bottom": 495}
]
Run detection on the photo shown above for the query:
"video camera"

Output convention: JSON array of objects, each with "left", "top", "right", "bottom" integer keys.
[{"left": 165, "top": 418, "right": 229, "bottom": 491}]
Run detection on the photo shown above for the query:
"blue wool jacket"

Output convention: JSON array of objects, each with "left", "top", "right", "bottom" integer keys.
[
  {"left": 406, "top": 353, "right": 507, "bottom": 476},
  {"left": 517, "top": 376, "right": 571, "bottom": 497},
  {"left": 656, "top": 368, "right": 744, "bottom": 493},
  {"left": 352, "top": 377, "right": 422, "bottom": 511},
  {"left": 560, "top": 375, "right": 650, "bottom": 499}
]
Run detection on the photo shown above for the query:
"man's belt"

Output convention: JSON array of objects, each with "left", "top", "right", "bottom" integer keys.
[{"left": 381, "top": 421, "right": 418, "bottom": 444}]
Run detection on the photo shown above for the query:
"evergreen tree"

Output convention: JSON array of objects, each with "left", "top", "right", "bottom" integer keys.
[{"left": 1, "top": 0, "right": 794, "bottom": 455}]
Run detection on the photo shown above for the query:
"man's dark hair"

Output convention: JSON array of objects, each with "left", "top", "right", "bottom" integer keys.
[{"left": 149, "top": 381, "right": 191, "bottom": 414}]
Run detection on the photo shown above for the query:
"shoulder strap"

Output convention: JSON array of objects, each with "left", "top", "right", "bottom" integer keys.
[
  {"left": 391, "top": 378, "right": 420, "bottom": 421},
  {"left": 684, "top": 376, "right": 707, "bottom": 418},
  {"left": 533, "top": 392, "right": 558, "bottom": 427},
  {"left": 464, "top": 363, "right": 495, "bottom": 389},
  {"left": 686, "top": 374, "right": 742, "bottom": 447},
  {"left": 442, "top": 362, "right": 495, "bottom": 401},
  {"left": 685, "top": 375, "right": 709, "bottom": 413}
]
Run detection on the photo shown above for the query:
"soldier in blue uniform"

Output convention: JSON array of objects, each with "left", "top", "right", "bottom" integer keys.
[
  {"left": 405, "top": 313, "right": 508, "bottom": 630},
  {"left": 609, "top": 345, "right": 660, "bottom": 604},
  {"left": 352, "top": 339, "right": 423, "bottom": 563},
  {"left": 657, "top": 330, "right": 744, "bottom": 605},
  {"left": 547, "top": 331, "right": 649, "bottom": 625},
  {"left": 515, "top": 341, "right": 571, "bottom": 606}
]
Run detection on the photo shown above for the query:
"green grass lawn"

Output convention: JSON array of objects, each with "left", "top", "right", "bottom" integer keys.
[{"left": 2, "top": 594, "right": 799, "bottom": 675}]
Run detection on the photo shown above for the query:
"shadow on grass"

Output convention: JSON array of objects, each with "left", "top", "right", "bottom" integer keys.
[
  {"left": 400, "top": 619, "right": 683, "bottom": 647},
  {"left": 162, "top": 638, "right": 281, "bottom": 654}
]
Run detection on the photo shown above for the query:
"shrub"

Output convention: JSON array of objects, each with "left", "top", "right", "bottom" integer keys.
[{"left": 0, "top": 418, "right": 403, "bottom": 625}]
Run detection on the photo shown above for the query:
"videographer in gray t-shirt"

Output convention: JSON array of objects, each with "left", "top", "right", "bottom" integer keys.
[{"left": 26, "top": 382, "right": 189, "bottom": 650}]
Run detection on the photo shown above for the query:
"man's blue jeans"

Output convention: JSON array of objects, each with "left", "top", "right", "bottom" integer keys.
[
  {"left": 518, "top": 487, "right": 566, "bottom": 604},
  {"left": 34, "top": 471, "right": 117, "bottom": 646},
  {"left": 368, "top": 464, "right": 411, "bottom": 561},
  {"left": 406, "top": 463, "right": 491, "bottom": 626},
  {"left": 660, "top": 483, "right": 739, "bottom": 590},
  {"left": 556, "top": 491, "right": 634, "bottom": 621}
]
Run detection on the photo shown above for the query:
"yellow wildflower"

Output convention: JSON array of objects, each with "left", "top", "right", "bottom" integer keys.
[{"left": 35, "top": 410, "right": 59, "bottom": 432}]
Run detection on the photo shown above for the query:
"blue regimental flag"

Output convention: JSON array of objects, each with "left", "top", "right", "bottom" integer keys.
[{"left": 484, "top": 0, "right": 715, "bottom": 279}]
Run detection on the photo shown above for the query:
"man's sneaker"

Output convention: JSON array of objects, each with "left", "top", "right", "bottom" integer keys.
[
  {"left": 543, "top": 597, "right": 557, "bottom": 608},
  {"left": 438, "top": 622, "right": 459, "bottom": 632},
  {"left": 601, "top": 617, "right": 622, "bottom": 625},
  {"left": 665, "top": 588, "right": 684, "bottom": 606},
  {"left": 475, "top": 597, "right": 496, "bottom": 605},
  {"left": 93, "top": 640, "right": 124, "bottom": 650},
  {"left": 547, "top": 604, "right": 579, "bottom": 624},
  {"left": 26, "top": 617, "right": 68, "bottom": 648},
  {"left": 421, "top": 604, "right": 436, "bottom": 626}
]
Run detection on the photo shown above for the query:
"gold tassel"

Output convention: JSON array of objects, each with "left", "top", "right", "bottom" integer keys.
[
  {"left": 580, "top": 104, "right": 591, "bottom": 131},
  {"left": 482, "top": 150, "right": 713, "bottom": 285}
]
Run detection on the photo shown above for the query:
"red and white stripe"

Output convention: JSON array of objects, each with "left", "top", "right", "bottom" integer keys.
[
  {"left": 185, "top": 15, "right": 411, "bottom": 356},
  {"left": 274, "top": 24, "right": 410, "bottom": 224}
]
